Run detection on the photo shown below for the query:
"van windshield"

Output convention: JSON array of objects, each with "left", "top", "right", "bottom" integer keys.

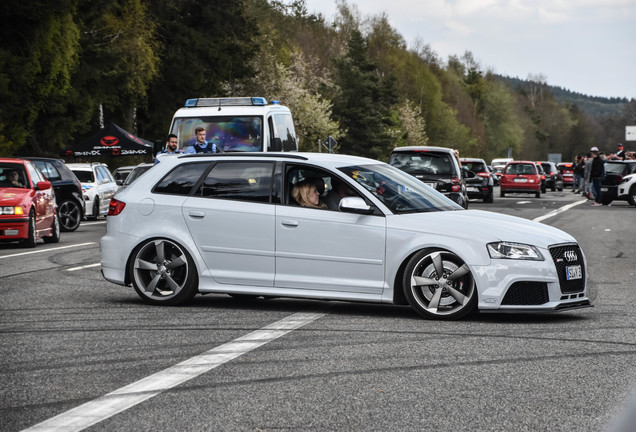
[{"left": 171, "top": 116, "right": 263, "bottom": 152}]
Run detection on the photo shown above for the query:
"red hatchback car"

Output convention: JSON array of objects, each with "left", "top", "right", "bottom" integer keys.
[
  {"left": 557, "top": 162, "right": 574, "bottom": 187},
  {"left": 499, "top": 161, "right": 542, "bottom": 198},
  {"left": 0, "top": 158, "right": 60, "bottom": 247}
]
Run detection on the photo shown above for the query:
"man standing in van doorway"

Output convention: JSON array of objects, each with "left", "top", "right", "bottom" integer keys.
[{"left": 185, "top": 127, "right": 220, "bottom": 154}]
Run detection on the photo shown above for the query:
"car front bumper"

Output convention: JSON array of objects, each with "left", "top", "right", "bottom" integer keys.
[{"left": 0, "top": 218, "right": 28, "bottom": 240}]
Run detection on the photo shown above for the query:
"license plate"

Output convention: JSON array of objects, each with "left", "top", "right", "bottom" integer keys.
[
  {"left": 566, "top": 265, "right": 582, "bottom": 280},
  {"left": 469, "top": 187, "right": 480, "bottom": 191},
  {"left": 601, "top": 187, "right": 608, "bottom": 192},
  {"left": 513, "top": 178, "right": 528, "bottom": 183}
]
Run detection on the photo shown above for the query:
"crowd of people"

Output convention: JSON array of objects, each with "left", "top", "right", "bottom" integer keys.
[{"left": 571, "top": 143, "right": 634, "bottom": 206}]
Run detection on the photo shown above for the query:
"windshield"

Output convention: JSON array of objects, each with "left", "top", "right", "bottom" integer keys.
[
  {"left": 170, "top": 116, "right": 263, "bottom": 152},
  {"left": 338, "top": 164, "right": 463, "bottom": 214}
]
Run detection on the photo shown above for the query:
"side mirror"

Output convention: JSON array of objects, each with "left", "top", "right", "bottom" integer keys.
[
  {"left": 270, "top": 137, "right": 282, "bottom": 152},
  {"left": 116, "top": 179, "right": 123, "bottom": 186},
  {"left": 339, "top": 197, "right": 375, "bottom": 215},
  {"left": 36, "top": 181, "right": 52, "bottom": 191}
]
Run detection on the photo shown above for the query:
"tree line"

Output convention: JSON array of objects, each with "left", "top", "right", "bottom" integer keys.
[{"left": 1, "top": 0, "right": 634, "bottom": 162}]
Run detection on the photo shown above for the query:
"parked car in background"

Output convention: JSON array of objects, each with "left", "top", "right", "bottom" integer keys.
[
  {"left": 388, "top": 146, "right": 470, "bottom": 208},
  {"left": 66, "top": 162, "right": 117, "bottom": 219},
  {"left": 617, "top": 172, "right": 636, "bottom": 207},
  {"left": 0, "top": 158, "right": 60, "bottom": 247},
  {"left": 23, "top": 157, "right": 85, "bottom": 231},
  {"left": 601, "top": 160, "right": 636, "bottom": 205},
  {"left": 537, "top": 161, "right": 564, "bottom": 192},
  {"left": 557, "top": 162, "right": 575, "bottom": 188},
  {"left": 459, "top": 157, "right": 494, "bottom": 203},
  {"left": 491, "top": 158, "right": 513, "bottom": 172},
  {"left": 101, "top": 152, "right": 591, "bottom": 320},
  {"left": 118, "top": 163, "right": 154, "bottom": 190},
  {"left": 500, "top": 161, "right": 542, "bottom": 198},
  {"left": 112, "top": 165, "right": 136, "bottom": 186}
]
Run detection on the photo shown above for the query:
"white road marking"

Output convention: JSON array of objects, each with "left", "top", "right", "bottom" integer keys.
[
  {"left": 66, "top": 263, "right": 101, "bottom": 272},
  {"left": 533, "top": 199, "right": 587, "bottom": 223},
  {"left": 22, "top": 311, "right": 326, "bottom": 432},
  {"left": 0, "top": 243, "right": 96, "bottom": 259},
  {"left": 81, "top": 221, "right": 107, "bottom": 226}
]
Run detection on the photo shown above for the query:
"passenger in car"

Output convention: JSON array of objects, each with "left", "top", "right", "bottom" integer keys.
[{"left": 291, "top": 180, "right": 327, "bottom": 209}]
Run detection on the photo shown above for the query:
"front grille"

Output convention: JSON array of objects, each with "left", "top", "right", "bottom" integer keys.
[
  {"left": 549, "top": 244, "right": 586, "bottom": 294},
  {"left": 501, "top": 282, "right": 549, "bottom": 305}
]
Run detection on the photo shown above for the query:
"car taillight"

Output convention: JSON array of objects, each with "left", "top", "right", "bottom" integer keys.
[
  {"left": 477, "top": 172, "right": 491, "bottom": 178},
  {"left": 451, "top": 177, "right": 461, "bottom": 192},
  {"left": 108, "top": 198, "right": 126, "bottom": 216}
]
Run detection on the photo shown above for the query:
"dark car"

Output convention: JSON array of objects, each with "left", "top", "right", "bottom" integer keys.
[
  {"left": 459, "top": 157, "right": 494, "bottom": 202},
  {"left": 537, "top": 161, "right": 564, "bottom": 191},
  {"left": 23, "top": 157, "right": 85, "bottom": 231},
  {"left": 388, "top": 146, "right": 470, "bottom": 208},
  {"left": 601, "top": 160, "right": 636, "bottom": 205},
  {"left": 535, "top": 163, "right": 548, "bottom": 193}
]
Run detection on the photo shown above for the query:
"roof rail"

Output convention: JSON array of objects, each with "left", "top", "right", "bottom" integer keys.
[
  {"left": 184, "top": 97, "right": 268, "bottom": 108},
  {"left": 178, "top": 153, "right": 308, "bottom": 161}
]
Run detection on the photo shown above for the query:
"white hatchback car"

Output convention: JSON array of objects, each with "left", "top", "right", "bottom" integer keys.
[
  {"left": 617, "top": 173, "right": 636, "bottom": 206},
  {"left": 100, "top": 153, "right": 592, "bottom": 320},
  {"left": 67, "top": 162, "right": 118, "bottom": 219}
]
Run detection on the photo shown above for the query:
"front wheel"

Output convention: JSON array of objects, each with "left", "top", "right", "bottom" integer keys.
[
  {"left": 402, "top": 250, "right": 477, "bottom": 320},
  {"left": 628, "top": 185, "right": 636, "bottom": 207},
  {"left": 129, "top": 239, "right": 198, "bottom": 305},
  {"left": 22, "top": 210, "right": 37, "bottom": 248}
]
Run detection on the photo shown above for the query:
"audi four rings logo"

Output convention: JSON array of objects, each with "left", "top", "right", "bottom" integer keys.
[{"left": 564, "top": 251, "right": 577, "bottom": 262}]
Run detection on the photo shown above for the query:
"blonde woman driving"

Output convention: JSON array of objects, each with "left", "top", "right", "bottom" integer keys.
[{"left": 291, "top": 180, "right": 327, "bottom": 209}]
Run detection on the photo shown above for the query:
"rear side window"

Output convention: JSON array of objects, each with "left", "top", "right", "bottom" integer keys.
[
  {"left": 32, "top": 160, "right": 61, "bottom": 181},
  {"left": 154, "top": 162, "right": 209, "bottom": 195},
  {"left": 195, "top": 161, "right": 274, "bottom": 203}
]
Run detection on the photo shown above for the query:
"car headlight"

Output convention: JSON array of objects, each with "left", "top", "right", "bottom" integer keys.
[
  {"left": 1, "top": 206, "right": 24, "bottom": 215},
  {"left": 487, "top": 242, "right": 544, "bottom": 261}
]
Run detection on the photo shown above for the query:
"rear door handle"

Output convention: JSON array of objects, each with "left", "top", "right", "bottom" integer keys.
[
  {"left": 188, "top": 210, "right": 206, "bottom": 218},
  {"left": 281, "top": 219, "right": 299, "bottom": 227}
]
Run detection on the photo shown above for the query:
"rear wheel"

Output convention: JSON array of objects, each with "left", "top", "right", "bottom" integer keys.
[
  {"left": 403, "top": 249, "right": 477, "bottom": 320},
  {"left": 129, "top": 239, "right": 198, "bottom": 305},
  {"left": 58, "top": 199, "right": 82, "bottom": 231},
  {"left": 43, "top": 213, "right": 60, "bottom": 243},
  {"left": 88, "top": 198, "right": 100, "bottom": 220},
  {"left": 535, "top": 190, "right": 541, "bottom": 198},
  {"left": 500, "top": 190, "right": 506, "bottom": 197},
  {"left": 484, "top": 193, "right": 493, "bottom": 203}
]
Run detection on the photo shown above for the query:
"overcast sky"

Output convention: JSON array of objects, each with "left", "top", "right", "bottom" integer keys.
[{"left": 304, "top": 0, "right": 636, "bottom": 100}]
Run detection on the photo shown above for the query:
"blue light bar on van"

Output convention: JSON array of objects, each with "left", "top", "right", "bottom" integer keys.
[{"left": 183, "top": 97, "right": 269, "bottom": 107}]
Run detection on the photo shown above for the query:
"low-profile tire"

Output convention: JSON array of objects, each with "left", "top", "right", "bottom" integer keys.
[
  {"left": 402, "top": 249, "right": 477, "bottom": 320},
  {"left": 87, "top": 198, "right": 100, "bottom": 221},
  {"left": 628, "top": 185, "right": 636, "bottom": 207},
  {"left": 22, "top": 210, "right": 37, "bottom": 248},
  {"left": 58, "top": 199, "right": 82, "bottom": 231},
  {"left": 43, "top": 213, "right": 60, "bottom": 244},
  {"left": 129, "top": 239, "right": 198, "bottom": 305},
  {"left": 535, "top": 190, "right": 541, "bottom": 198}
]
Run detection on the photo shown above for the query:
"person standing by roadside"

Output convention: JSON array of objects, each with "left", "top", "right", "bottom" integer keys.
[
  {"left": 614, "top": 143, "right": 626, "bottom": 160},
  {"left": 583, "top": 152, "right": 593, "bottom": 200},
  {"left": 589, "top": 147, "right": 605, "bottom": 206},
  {"left": 154, "top": 134, "right": 183, "bottom": 164},
  {"left": 572, "top": 155, "right": 584, "bottom": 193}
]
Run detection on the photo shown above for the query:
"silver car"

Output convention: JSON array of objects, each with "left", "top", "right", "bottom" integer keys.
[{"left": 100, "top": 153, "right": 592, "bottom": 320}]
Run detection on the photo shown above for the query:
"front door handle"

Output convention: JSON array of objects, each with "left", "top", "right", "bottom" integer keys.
[
  {"left": 281, "top": 219, "right": 299, "bottom": 227},
  {"left": 188, "top": 210, "right": 206, "bottom": 218}
]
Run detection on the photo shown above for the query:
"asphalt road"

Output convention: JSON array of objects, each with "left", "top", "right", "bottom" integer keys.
[{"left": 1, "top": 189, "right": 635, "bottom": 432}]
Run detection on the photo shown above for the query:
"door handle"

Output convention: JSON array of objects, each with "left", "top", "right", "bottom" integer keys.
[
  {"left": 281, "top": 219, "right": 299, "bottom": 227},
  {"left": 188, "top": 210, "right": 206, "bottom": 218}
]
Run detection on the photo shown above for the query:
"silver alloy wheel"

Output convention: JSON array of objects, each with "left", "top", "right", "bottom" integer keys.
[
  {"left": 132, "top": 239, "right": 191, "bottom": 302},
  {"left": 405, "top": 250, "right": 476, "bottom": 319},
  {"left": 58, "top": 200, "right": 81, "bottom": 231}
]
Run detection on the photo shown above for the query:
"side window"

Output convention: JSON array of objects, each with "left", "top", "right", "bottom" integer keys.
[
  {"left": 272, "top": 113, "right": 297, "bottom": 151},
  {"left": 34, "top": 161, "right": 61, "bottom": 181},
  {"left": 286, "top": 165, "right": 359, "bottom": 211},
  {"left": 95, "top": 166, "right": 105, "bottom": 182},
  {"left": 153, "top": 162, "right": 209, "bottom": 195},
  {"left": 26, "top": 163, "right": 45, "bottom": 185},
  {"left": 196, "top": 161, "right": 274, "bottom": 203}
]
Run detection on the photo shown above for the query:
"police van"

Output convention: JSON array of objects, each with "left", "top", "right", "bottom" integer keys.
[{"left": 168, "top": 97, "right": 297, "bottom": 153}]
